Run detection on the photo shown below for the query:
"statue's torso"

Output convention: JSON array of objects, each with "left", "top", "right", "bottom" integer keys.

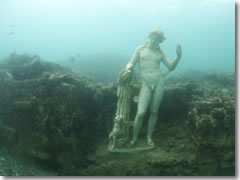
[{"left": 138, "top": 46, "right": 164, "bottom": 89}]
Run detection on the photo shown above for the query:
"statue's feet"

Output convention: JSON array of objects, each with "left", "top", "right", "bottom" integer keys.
[
  {"left": 130, "top": 139, "right": 137, "bottom": 146},
  {"left": 147, "top": 138, "right": 155, "bottom": 147}
]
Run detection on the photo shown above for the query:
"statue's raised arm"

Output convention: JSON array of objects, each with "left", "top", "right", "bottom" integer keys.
[{"left": 161, "top": 43, "right": 182, "bottom": 72}]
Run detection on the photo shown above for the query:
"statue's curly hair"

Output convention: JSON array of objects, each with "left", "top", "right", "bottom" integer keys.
[{"left": 148, "top": 28, "right": 165, "bottom": 39}]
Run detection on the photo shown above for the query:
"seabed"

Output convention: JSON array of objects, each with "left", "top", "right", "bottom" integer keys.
[
  {"left": 109, "top": 146, "right": 155, "bottom": 153},
  {"left": 108, "top": 138, "right": 156, "bottom": 153}
]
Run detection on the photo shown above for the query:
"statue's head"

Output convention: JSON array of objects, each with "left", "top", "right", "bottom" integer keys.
[{"left": 148, "top": 28, "right": 165, "bottom": 44}]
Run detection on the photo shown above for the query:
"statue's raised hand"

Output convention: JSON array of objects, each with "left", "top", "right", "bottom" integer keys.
[{"left": 176, "top": 44, "right": 182, "bottom": 59}]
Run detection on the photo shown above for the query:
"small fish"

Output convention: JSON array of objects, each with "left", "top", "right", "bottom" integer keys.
[
  {"left": 133, "top": 96, "right": 139, "bottom": 103},
  {"left": 9, "top": 25, "right": 15, "bottom": 28},
  {"left": 8, "top": 32, "right": 14, "bottom": 36}
]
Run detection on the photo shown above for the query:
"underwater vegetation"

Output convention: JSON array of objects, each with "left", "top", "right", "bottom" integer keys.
[{"left": 0, "top": 53, "right": 235, "bottom": 176}]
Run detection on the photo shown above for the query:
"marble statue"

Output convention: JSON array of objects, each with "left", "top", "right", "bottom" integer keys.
[{"left": 109, "top": 28, "right": 182, "bottom": 152}]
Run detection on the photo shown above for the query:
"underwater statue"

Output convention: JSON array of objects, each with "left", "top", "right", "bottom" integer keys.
[{"left": 109, "top": 28, "right": 182, "bottom": 152}]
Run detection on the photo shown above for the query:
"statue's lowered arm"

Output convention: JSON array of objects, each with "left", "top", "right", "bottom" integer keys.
[
  {"left": 108, "top": 48, "right": 140, "bottom": 152},
  {"left": 126, "top": 47, "right": 140, "bottom": 71}
]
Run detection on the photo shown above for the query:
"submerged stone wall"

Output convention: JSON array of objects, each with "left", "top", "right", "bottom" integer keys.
[{"left": 0, "top": 53, "right": 117, "bottom": 174}]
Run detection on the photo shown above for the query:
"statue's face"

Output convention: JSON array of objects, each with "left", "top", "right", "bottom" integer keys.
[{"left": 150, "top": 34, "right": 165, "bottom": 45}]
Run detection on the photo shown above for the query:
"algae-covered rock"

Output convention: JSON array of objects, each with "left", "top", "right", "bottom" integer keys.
[
  {"left": 0, "top": 53, "right": 117, "bottom": 175},
  {"left": 0, "top": 52, "right": 68, "bottom": 80},
  {"left": 0, "top": 53, "right": 235, "bottom": 176},
  {"left": 187, "top": 83, "right": 235, "bottom": 175}
]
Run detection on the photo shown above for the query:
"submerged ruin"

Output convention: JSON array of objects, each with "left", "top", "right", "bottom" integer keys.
[{"left": 0, "top": 53, "right": 235, "bottom": 176}]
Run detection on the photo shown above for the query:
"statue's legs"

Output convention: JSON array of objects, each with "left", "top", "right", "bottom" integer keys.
[
  {"left": 131, "top": 82, "right": 151, "bottom": 145},
  {"left": 147, "top": 79, "right": 164, "bottom": 146}
]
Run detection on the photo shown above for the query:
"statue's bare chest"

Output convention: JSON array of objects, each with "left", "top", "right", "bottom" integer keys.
[{"left": 139, "top": 48, "right": 163, "bottom": 63}]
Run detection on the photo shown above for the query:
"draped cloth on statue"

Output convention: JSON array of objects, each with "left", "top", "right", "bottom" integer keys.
[{"left": 108, "top": 68, "right": 155, "bottom": 153}]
